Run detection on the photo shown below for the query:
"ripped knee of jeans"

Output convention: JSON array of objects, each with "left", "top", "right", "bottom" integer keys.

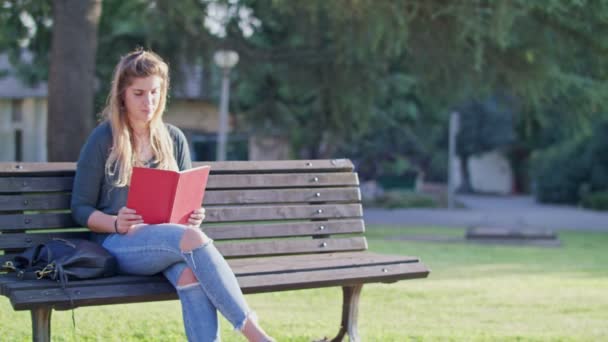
[
  {"left": 177, "top": 267, "right": 198, "bottom": 288},
  {"left": 179, "top": 228, "right": 212, "bottom": 253}
]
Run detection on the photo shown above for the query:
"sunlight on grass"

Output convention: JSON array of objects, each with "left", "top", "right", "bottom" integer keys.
[{"left": 1, "top": 226, "right": 607, "bottom": 341}]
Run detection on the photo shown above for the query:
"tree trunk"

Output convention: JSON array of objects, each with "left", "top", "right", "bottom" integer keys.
[
  {"left": 47, "top": 0, "right": 102, "bottom": 161},
  {"left": 459, "top": 154, "right": 473, "bottom": 193}
]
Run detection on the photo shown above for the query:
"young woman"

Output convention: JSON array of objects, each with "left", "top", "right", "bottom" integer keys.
[{"left": 71, "top": 49, "right": 274, "bottom": 342}]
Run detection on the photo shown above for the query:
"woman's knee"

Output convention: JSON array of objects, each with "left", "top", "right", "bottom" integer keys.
[
  {"left": 177, "top": 267, "right": 198, "bottom": 286},
  {"left": 179, "top": 228, "right": 211, "bottom": 252}
]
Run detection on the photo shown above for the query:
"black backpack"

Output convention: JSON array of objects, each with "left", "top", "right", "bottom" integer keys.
[{"left": 3, "top": 238, "right": 117, "bottom": 283}]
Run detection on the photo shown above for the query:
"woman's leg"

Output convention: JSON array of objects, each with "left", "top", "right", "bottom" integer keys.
[
  {"left": 102, "top": 224, "right": 272, "bottom": 341},
  {"left": 180, "top": 228, "right": 273, "bottom": 342},
  {"left": 164, "top": 263, "right": 220, "bottom": 341}
]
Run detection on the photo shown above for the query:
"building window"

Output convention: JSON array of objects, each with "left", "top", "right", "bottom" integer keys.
[
  {"left": 12, "top": 99, "right": 23, "bottom": 162},
  {"left": 0, "top": 99, "right": 24, "bottom": 162}
]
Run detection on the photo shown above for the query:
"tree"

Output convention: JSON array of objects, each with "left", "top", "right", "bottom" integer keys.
[
  {"left": 456, "top": 97, "right": 516, "bottom": 192},
  {"left": 3, "top": 0, "right": 608, "bottom": 166},
  {"left": 1, "top": 0, "right": 214, "bottom": 160},
  {"left": 48, "top": 0, "right": 102, "bottom": 161},
  {"left": 222, "top": 1, "right": 608, "bottom": 162},
  {"left": 0, "top": 0, "right": 101, "bottom": 161}
]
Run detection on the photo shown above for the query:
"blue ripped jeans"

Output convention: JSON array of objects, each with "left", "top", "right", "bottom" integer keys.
[{"left": 101, "top": 224, "right": 253, "bottom": 342}]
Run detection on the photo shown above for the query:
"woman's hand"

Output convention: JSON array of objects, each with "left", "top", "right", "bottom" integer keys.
[
  {"left": 115, "top": 206, "right": 144, "bottom": 234},
  {"left": 188, "top": 207, "right": 206, "bottom": 228}
]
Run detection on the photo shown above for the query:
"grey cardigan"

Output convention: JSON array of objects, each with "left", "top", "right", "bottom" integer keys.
[{"left": 70, "top": 121, "right": 192, "bottom": 240}]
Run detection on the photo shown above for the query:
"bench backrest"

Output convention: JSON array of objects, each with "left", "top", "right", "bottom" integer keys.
[{"left": 0, "top": 159, "right": 365, "bottom": 265}]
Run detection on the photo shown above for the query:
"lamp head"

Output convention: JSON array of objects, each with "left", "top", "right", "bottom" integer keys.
[{"left": 214, "top": 50, "right": 239, "bottom": 69}]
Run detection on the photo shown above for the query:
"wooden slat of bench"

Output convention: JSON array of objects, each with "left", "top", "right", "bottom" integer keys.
[
  {"left": 207, "top": 173, "right": 358, "bottom": 189},
  {"left": 193, "top": 159, "right": 354, "bottom": 173},
  {"left": 0, "top": 213, "right": 76, "bottom": 232},
  {"left": 0, "top": 220, "right": 365, "bottom": 250},
  {"left": 0, "top": 232, "right": 90, "bottom": 250},
  {"left": 203, "top": 219, "right": 364, "bottom": 239},
  {"left": 0, "top": 177, "right": 73, "bottom": 193},
  {"left": 9, "top": 280, "right": 177, "bottom": 310},
  {"left": 0, "top": 236, "right": 367, "bottom": 261},
  {"left": 204, "top": 187, "right": 360, "bottom": 205},
  {"left": 0, "top": 194, "right": 71, "bottom": 211},
  {"left": 228, "top": 252, "right": 421, "bottom": 275},
  {"left": 237, "top": 260, "right": 429, "bottom": 293},
  {"left": 0, "top": 274, "right": 165, "bottom": 297},
  {"left": 0, "top": 203, "right": 361, "bottom": 232},
  {"left": 1, "top": 252, "right": 413, "bottom": 296},
  {"left": 6, "top": 253, "right": 428, "bottom": 310},
  {"left": 0, "top": 163, "right": 74, "bottom": 176},
  {"left": 0, "top": 172, "right": 358, "bottom": 193},
  {"left": 0, "top": 159, "right": 353, "bottom": 176},
  {"left": 217, "top": 237, "right": 367, "bottom": 257},
  {"left": 0, "top": 188, "right": 359, "bottom": 212},
  {"left": 0, "top": 218, "right": 363, "bottom": 241},
  {"left": 205, "top": 204, "right": 362, "bottom": 222}
]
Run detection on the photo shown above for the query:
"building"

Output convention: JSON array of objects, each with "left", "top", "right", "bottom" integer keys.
[
  {"left": 0, "top": 54, "right": 48, "bottom": 162},
  {"left": 451, "top": 150, "right": 514, "bottom": 195}
]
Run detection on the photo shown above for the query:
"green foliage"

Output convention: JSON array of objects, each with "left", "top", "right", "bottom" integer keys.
[
  {"left": 0, "top": 0, "right": 51, "bottom": 85},
  {"left": 365, "top": 190, "right": 438, "bottom": 209},
  {"left": 3, "top": 0, "right": 608, "bottom": 169},
  {"left": 581, "top": 191, "right": 608, "bottom": 211},
  {"left": 94, "top": 0, "right": 218, "bottom": 113},
  {"left": 531, "top": 119, "right": 608, "bottom": 204},
  {"left": 336, "top": 68, "right": 446, "bottom": 180},
  {"left": 531, "top": 135, "right": 590, "bottom": 203},
  {"left": 233, "top": 1, "right": 413, "bottom": 158},
  {"left": 456, "top": 97, "right": 516, "bottom": 158}
]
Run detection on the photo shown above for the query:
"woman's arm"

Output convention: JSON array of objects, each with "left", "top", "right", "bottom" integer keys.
[
  {"left": 87, "top": 210, "right": 118, "bottom": 233},
  {"left": 87, "top": 207, "right": 143, "bottom": 234},
  {"left": 71, "top": 123, "right": 113, "bottom": 229}
]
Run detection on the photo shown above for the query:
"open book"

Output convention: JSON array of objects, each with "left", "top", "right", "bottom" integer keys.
[{"left": 126, "top": 165, "right": 211, "bottom": 225}]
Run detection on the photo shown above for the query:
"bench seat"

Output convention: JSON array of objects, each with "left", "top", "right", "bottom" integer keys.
[{"left": 1, "top": 252, "right": 427, "bottom": 310}]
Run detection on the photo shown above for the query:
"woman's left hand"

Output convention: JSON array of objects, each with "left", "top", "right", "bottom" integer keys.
[{"left": 188, "top": 207, "right": 206, "bottom": 228}]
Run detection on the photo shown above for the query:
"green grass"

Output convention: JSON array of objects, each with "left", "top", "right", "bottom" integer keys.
[{"left": 1, "top": 226, "right": 608, "bottom": 341}]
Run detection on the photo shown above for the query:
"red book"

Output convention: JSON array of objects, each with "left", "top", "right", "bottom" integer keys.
[{"left": 126, "top": 165, "right": 211, "bottom": 224}]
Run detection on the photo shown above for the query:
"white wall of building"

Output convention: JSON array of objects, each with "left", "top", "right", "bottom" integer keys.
[
  {"left": 0, "top": 98, "right": 47, "bottom": 162},
  {"left": 0, "top": 100, "right": 13, "bottom": 161},
  {"left": 452, "top": 150, "right": 513, "bottom": 194}
]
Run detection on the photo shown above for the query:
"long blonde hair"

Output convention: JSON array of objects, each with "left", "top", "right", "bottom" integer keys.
[{"left": 103, "top": 49, "right": 179, "bottom": 187}]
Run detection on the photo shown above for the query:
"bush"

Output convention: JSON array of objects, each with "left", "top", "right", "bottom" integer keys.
[
  {"left": 581, "top": 191, "right": 608, "bottom": 211},
  {"left": 531, "top": 134, "right": 591, "bottom": 204},
  {"left": 365, "top": 190, "right": 439, "bottom": 209}
]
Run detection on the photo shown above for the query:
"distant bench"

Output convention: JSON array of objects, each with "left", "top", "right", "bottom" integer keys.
[{"left": 0, "top": 159, "right": 430, "bottom": 342}]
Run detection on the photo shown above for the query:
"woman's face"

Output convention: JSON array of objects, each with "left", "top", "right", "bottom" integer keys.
[{"left": 123, "top": 75, "right": 163, "bottom": 126}]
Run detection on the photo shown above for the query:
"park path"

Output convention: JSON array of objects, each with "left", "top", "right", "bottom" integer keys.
[{"left": 363, "top": 194, "right": 608, "bottom": 232}]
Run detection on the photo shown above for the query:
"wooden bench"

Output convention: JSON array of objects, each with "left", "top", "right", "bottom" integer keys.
[{"left": 0, "top": 159, "right": 429, "bottom": 341}]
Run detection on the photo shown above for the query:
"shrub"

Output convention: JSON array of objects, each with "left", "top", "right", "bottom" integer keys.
[
  {"left": 581, "top": 191, "right": 608, "bottom": 211},
  {"left": 365, "top": 190, "right": 439, "bottom": 209},
  {"left": 531, "top": 135, "right": 591, "bottom": 204}
]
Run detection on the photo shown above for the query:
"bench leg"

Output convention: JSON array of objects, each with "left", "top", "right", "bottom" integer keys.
[
  {"left": 31, "top": 307, "right": 52, "bottom": 342},
  {"left": 331, "top": 284, "right": 363, "bottom": 342}
]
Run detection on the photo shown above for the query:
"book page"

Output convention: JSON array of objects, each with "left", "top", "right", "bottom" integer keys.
[{"left": 170, "top": 166, "right": 211, "bottom": 224}]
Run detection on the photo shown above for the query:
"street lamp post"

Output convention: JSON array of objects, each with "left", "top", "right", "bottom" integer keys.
[
  {"left": 213, "top": 50, "right": 239, "bottom": 161},
  {"left": 447, "top": 111, "right": 460, "bottom": 209}
]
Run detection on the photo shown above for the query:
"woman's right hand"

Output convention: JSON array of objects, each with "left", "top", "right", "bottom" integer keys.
[{"left": 115, "top": 207, "right": 144, "bottom": 234}]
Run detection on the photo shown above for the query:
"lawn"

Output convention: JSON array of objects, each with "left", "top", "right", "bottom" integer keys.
[{"left": 1, "top": 226, "right": 607, "bottom": 341}]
